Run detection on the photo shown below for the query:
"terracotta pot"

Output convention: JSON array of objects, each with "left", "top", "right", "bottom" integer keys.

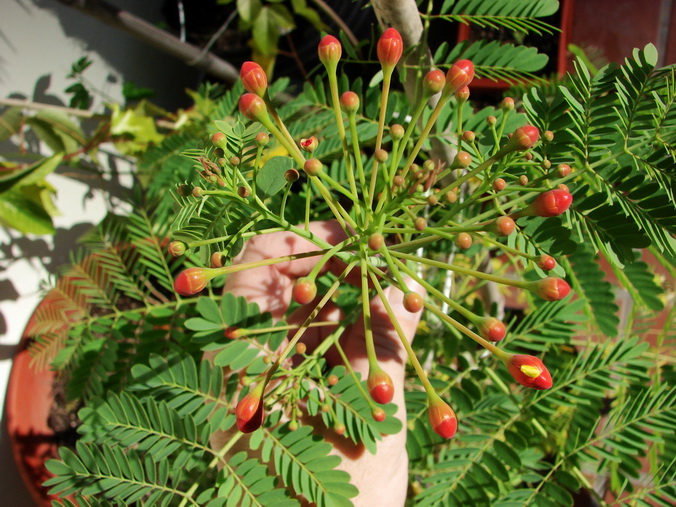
[{"left": 6, "top": 303, "right": 61, "bottom": 507}]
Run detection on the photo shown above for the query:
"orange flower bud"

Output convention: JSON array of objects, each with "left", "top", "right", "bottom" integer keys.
[
  {"left": 318, "top": 35, "right": 341, "bottom": 66},
  {"left": 445, "top": 59, "right": 475, "bottom": 95},
  {"left": 498, "top": 125, "right": 539, "bottom": 156},
  {"left": 240, "top": 61, "right": 268, "bottom": 97},
  {"left": 255, "top": 132, "right": 270, "bottom": 146},
  {"left": 454, "top": 85, "right": 470, "bottom": 102},
  {"left": 303, "top": 158, "right": 322, "bottom": 176},
  {"left": 462, "top": 130, "right": 475, "bottom": 143},
  {"left": 238, "top": 93, "right": 268, "bottom": 122},
  {"left": 423, "top": 69, "right": 446, "bottom": 95},
  {"left": 292, "top": 277, "right": 317, "bottom": 304},
  {"left": 493, "top": 178, "right": 506, "bottom": 191},
  {"left": 174, "top": 267, "right": 217, "bottom": 296},
  {"left": 505, "top": 354, "right": 553, "bottom": 390},
  {"left": 236, "top": 382, "right": 265, "bottom": 433},
  {"left": 428, "top": 395, "right": 458, "bottom": 439},
  {"left": 368, "top": 365, "right": 394, "bottom": 404},
  {"left": 501, "top": 97, "right": 515, "bottom": 111},
  {"left": 531, "top": 277, "right": 571, "bottom": 301},
  {"left": 537, "top": 254, "right": 556, "bottom": 271},
  {"left": 377, "top": 28, "right": 403, "bottom": 69},
  {"left": 515, "top": 189, "right": 573, "bottom": 218},
  {"left": 477, "top": 317, "right": 506, "bottom": 342},
  {"left": 390, "top": 124, "right": 404, "bottom": 139},
  {"left": 451, "top": 151, "right": 472, "bottom": 169},
  {"left": 211, "top": 132, "right": 227, "bottom": 149},
  {"left": 491, "top": 216, "right": 516, "bottom": 236},
  {"left": 557, "top": 164, "right": 571, "bottom": 177},
  {"left": 340, "top": 91, "right": 360, "bottom": 114}
]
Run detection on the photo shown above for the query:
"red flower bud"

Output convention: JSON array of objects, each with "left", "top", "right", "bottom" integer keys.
[
  {"left": 340, "top": 91, "right": 360, "bottom": 114},
  {"left": 428, "top": 395, "right": 458, "bottom": 439},
  {"left": 493, "top": 178, "right": 506, "bottom": 191},
  {"left": 168, "top": 241, "right": 187, "bottom": 257},
  {"left": 532, "top": 277, "right": 571, "bottom": 301},
  {"left": 462, "top": 130, "right": 475, "bottom": 143},
  {"left": 445, "top": 59, "right": 475, "bottom": 95},
  {"left": 515, "top": 125, "right": 540, "bottom": 149},
  {"left": 454, "top": 85, "right": 470, "bottom": 102},
  {"left": 377, "top": 28, "right": 403, "bottom": 69},
  {"left": 318, "top": 35, "right": 342, "bottom": 66},
  {"left": 372, "top": 407, "right": 386, "bottom": 422},
  {"left": 477, "top": 317, "right": 506, "bottom": 342},
  {"left": 236, "top": 383, "right": 265, "bottom": 433},
  {"left": 505, "top": 354, "right": 553, "bottom": 390},
  {"left": 292, "top": 277, "right": 317, "bottom": 304},
  {"left": 368, "top": 366, "right": 394, "bottom": 404},
  {"left": 557, "top": 164, "right": 571, "bottom": 177},
  {"left": 174, "top": 267, "right": 216, "bottom": 296},
  {"left": 537, "top": 254, "right": 556, "bottom": 271},
  {"left": 423, "top": 69, "right": 446, "bottom": 95},
  {"left": 238, "top": 93, "right": 268, "bottom": 122},
  {"left": 240, "top": 61, "right": 268, "bottom": 97},
  {"left": 516, "top": 189, "right": 573, "bottom": 218},
  {"left": 300, "top": 136, "right": 318, "bottom": 152}
]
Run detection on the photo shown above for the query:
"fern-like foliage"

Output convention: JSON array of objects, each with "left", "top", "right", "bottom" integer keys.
[
  {"left": 524, "top": 45, "right": 676, "bottom": 265},
  {"left": 435, "top": 0, "right": 559, "bottom": 35}
]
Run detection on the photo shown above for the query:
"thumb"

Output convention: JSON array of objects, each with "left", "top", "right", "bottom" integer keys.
[{"left": 339, "top": 278, "right": 426, "bottom": 403}]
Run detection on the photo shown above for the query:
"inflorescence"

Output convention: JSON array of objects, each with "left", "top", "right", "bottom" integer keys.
[{"left": 171, "top": 29, "right": 574, "bottom": 439}]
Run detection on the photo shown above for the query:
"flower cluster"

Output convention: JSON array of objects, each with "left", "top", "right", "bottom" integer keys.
[{"left": 172, "top": 29, "right": 574, "bottom": 439}]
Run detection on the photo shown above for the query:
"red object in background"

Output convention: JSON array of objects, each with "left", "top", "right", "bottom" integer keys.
[
  {"left": 456, "top": 0, "right": 575, "bottom": 91},
  {"left": 6, "top": 306, "right": 60, "bottom": 506}
]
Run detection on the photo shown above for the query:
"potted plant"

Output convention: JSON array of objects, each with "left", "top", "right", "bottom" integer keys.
[{"left": 7, "top": 1, "right": 675, "bottom": 506}]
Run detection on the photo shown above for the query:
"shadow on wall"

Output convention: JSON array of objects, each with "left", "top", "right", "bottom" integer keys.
[{"left": 30, "top": 0, "right": 203, "bottom": 110}]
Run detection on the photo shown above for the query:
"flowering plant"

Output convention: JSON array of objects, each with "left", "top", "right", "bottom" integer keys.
[{"left": 27, "top": 4, "right": 675, "bottom": 506}]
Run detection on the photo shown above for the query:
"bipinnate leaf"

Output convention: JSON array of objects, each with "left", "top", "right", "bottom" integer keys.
[
  {"left": 250, "top": 417, "right": 358, "bottom": 506},
  {"left": 257, "top": 156, "right": 293, "bottom": 196}
]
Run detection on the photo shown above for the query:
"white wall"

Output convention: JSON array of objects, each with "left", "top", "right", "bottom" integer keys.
[{"left": 0, "top": 1, "right": 202, "bottom": 502}]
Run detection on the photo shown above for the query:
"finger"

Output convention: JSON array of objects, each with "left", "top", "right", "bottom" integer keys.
[
  {"left": 338, "top": 278, "right": 426, "bottom": 382},
  {"left": 223, "top": 220, "right": 347, "bottom": 319},
  {"left": 320, "top": 279, "right": 424, "bottom": 506},
  {"left": 285, "top": 299, "right": 343, "bottom": 365}
]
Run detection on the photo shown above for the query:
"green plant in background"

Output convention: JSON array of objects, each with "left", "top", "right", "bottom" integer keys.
[{"left": 15, "top": 0, "right": 675, "bottom": 505}]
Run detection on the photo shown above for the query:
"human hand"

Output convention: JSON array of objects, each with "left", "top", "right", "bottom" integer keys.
[{"left": 209, "top": 221, "right": 425, "bottom": 506}]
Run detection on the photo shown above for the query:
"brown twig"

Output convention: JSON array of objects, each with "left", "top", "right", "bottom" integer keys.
[{"left": 54, "top": 0, "right": 239, "bottom": 83}]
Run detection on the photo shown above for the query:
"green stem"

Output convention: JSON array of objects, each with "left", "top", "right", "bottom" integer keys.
[
  {"left": 368, "top": 271, "right": 437, "bottom": 395},
  {"left": 348, "top": 114, "right": 368, "bottom": 197},
  {"left": 401, "top": 92, "right": 450, "bottom": 178},
  {"left": 272, "top": 261, "right": 358, "bottom": 369},
  {"left": 390, "top": 249, "right": 530, "bottom": 289}
]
